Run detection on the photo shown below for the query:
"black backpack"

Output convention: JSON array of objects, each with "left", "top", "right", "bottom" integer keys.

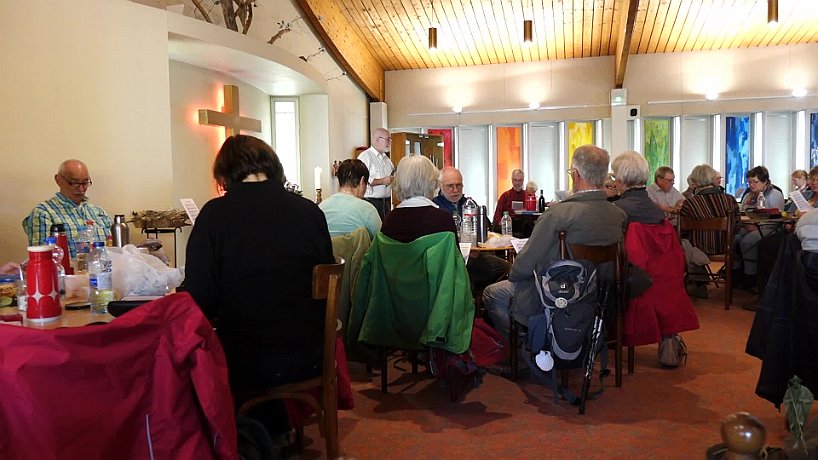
[{"left": 528, "top": 258, "right": 599, "bottom": 369}]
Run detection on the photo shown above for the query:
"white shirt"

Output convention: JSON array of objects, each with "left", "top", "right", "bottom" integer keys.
[
  {"left": 357, "top": 146, "right": 394, "bottom": 199},
  {"left": 796, "top": 210, "right": 818, "bottom": 252}
]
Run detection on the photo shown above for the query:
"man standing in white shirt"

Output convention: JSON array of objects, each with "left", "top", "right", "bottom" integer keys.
[
  {"left": 647, "top": 166, "right": 685, "bottom": 226},
  {"left": 357, "top": 127, "right": 395, "bottom": 220}
]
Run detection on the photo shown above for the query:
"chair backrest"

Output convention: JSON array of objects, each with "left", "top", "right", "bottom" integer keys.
[
  {"left": 314, "top": 258, "right": 345, "bottom": 386},
  {"left": 558, "top": 230, "right": 624, "bottom": 285},
  {"left": 678, "top": 215, "right": 735, "bottom": 258}
]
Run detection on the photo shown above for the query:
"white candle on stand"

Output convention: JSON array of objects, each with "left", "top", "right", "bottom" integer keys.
[{"left": 314, "top": 166, "right": 322, "bottom": 190}]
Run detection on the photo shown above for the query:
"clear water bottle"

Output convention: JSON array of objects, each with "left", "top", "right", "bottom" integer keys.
[
  {"left": 88, "top": 241, "right": 113, "bottom": 314},
  {"left": 74, "top": 220, "right": 97, "bottom": 274},
  {"left": 44, "top": 237, "right": 66, "bottom": 296},
  {"left": 452, "top": 211, "right": 462, "bottom": 234},
  {"left": 756, "top": 192, "right": 766, "bottom": 209},
  {"left": 500, "top": 211, "right": 513, "bottom": 236},
  {"left": 461, "top": 197, "right": 478, "bottom": 246}
]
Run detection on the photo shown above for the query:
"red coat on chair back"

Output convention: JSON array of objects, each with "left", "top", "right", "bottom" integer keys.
[
  {"left": 623, "top": 220, "right": 700, "bottom": 346},
  {"left": 0, "top": 293, "right": 238, "bottom": 460}
]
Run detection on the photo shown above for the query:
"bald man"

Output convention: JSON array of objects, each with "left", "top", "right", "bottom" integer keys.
[
  {"left": 23, "top": 159, "right": 112, "bottom": 258},
  {"left": 357, "top": 127, "right": 395, "bottom": 220},
  {"left": 433, "top": 166, "right": 510, "bottom": 294},
  {"left": 492, "top": 169, "right": 526, "bottom": 228}
]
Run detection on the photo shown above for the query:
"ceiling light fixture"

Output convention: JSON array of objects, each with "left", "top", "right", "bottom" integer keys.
[
  {"left": 705, "top": 92, "right": 719, "bottom": 101},
  {"left": 528, "top": 102, "right": 540, "bottom": 110},
  {"left": 428, "top": 1, "right": 438, "bottom": 51},
  {"left": 792, "top": 88, "right": 807, "bottom": 98},
  {"left": 768, "top": 0, "right": 778, "bottom": 25},
  {"left": 523, "top": 20, "right": 533, "bottom": 44},
  {"left": 452, "top": 106, "right": 463, "bottom": 113}
]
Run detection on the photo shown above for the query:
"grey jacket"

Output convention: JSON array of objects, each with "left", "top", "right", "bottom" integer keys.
[{"left": 509, "top": 190, "right": 627, "bottom": 324}]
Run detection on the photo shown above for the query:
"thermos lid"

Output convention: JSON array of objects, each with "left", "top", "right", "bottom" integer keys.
[
  {"left": 50, "top": 223, "right": 66, "bottom": 232},
  {"left": 27, "top": 245, "right": 54, "bottom": 253}
]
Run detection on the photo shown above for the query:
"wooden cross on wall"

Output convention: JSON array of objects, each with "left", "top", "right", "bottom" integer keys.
[{"left": 198, "top": 84, "right": 262, "bottom": 137}]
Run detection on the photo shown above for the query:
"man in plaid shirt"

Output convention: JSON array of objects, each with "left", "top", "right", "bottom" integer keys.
[{"left": 22, "top": 159, "right": 111, "bottom": 258}]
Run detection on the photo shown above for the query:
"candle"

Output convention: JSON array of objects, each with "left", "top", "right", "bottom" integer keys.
[{"left": 314, "top": 166, "right": 322, "bottom": 190}]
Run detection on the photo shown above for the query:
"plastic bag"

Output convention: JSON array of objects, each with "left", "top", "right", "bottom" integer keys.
[{"left": 108, "top": 244, "right": 183, "bottom": 298}]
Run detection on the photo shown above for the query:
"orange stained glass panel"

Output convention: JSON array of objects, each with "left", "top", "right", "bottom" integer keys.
[{"left": 496, "top": 126, "right": 522, "bottom": 197}]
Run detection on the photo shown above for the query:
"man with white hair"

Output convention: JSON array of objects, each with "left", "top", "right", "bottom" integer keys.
[
  {"left": 492, "top": 169, "right": 526, "bottom": 228},
  {"left": 483, "top": 146, "right": 627, "bottom": 338},
  {"left": 358, "top": 127, "right": 395, "bottom": 220}
]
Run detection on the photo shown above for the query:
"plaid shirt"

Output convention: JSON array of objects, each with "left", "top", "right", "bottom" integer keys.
[{"left": 22, "top": 193, "right": 112, "bottom": 258}]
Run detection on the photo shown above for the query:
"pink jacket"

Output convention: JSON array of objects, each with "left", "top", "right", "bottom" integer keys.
[{"left": 0, "top": 293, "right": 238, "bottom": 460}]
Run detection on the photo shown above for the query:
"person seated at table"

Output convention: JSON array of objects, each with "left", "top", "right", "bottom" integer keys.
[
  {"left": 604, "top": 174, "right": 620, "bottom": 202},
  {"left": 492, "top": 169, "right": 526, "bottom": 228},
  {"left": 22, "top": 159, "right": 112, "bottom": 258},
  {"left": 796, "top": 207, "right": 818, "bottom": 285},
  {"left": 647, "top": 166, "right": 685, "bottom": 227},
  {"left": 183, "top": 135, "right": 335, "bottom": 444},
  {"left": 382, "top": 156, "right": 454, "bottom": 241},
  {"left": 786, "top": 166, "right": 818, "bottom": 213},
  {"left": 681, "top": 174, "right": 697, "bottom": 198},
  {"left": 679, "top": 165, "right": 740, "bottom": 297},
  {"left": 525, "top": 181, "right": 538, "bottom": 196},
  {"left": 433, "top": 166, "right": 510, "bottom": 294},
  {"left": 319, "top": 158, "right": 381, "bottom": 240},
  {"left": 734, "top": 166, "right": 786, "bottom": 290},
  {"left": 482, "top": 145, "right": 626, "bottom": 340},
  {"left": 611, "top": 151, "right": 699, "bottom": 355}
]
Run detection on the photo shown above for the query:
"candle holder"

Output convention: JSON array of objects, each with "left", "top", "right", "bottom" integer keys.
[{"left": 315, "top": 188, "right": 322, "bottom": 204}]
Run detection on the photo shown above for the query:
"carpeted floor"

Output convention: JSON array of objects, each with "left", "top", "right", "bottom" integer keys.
[{"left": 297, "top": 286, "right": 817, "bottom": 459}]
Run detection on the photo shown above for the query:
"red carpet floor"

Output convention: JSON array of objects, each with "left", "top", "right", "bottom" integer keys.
[{"left": 298, "top": 287, "right": 816, "bottom": 459}]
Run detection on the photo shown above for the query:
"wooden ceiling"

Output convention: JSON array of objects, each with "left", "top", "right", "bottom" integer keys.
[{"left": 332, "top": 0, "right": 818, "bottom": 71}]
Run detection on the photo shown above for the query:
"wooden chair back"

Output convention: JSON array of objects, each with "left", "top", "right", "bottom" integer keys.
[
  {"left": 678, "top": 215, "right": 734, "bottom": 309},
  {"left": 239, "top": 257, "right": 344, "bottom": 459}
]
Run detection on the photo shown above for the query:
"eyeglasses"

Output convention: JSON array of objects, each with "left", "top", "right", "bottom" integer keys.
[
  {"left": 566, "top": 168, "right": 575, "bottom": 175},
  {"left": 444, "top": 183, "right": 463, "bottom": 190},
  {"left": 660, "top": 176, "right": 675, "bottom": 183},
  {"left": 747, "top": 178, "right": 761, "bottom": 185},
  {"left": 59, "top": 174, "right": 92, "bottom": 188},
  {"left": 377, "top": 136, "right": 392, "bottom": 143}
]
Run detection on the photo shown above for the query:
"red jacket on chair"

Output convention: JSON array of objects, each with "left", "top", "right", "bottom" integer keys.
[
  {"left": 623, "top": 220, "right": 700, "bottom": 346},
  {"left": 0, "top": 293, "right": 238, "bottom": 460}
]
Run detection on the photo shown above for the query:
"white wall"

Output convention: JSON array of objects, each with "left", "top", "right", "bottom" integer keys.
[{"left": 0, "top": 0, "right": 173, "bottom": 263}]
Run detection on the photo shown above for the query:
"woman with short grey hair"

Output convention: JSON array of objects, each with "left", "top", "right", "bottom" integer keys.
[
  {"left": 611, "top": 151, "right": 665, "bottom": 225},
  {"left": 381, "top": 155, "right": 456, "bottom": 243},
  {"left": 688, "top": 164, "right": 720, "bottom": 189}
]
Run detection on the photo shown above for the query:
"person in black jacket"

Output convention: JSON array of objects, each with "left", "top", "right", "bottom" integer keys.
[{"left": 184, "top": 135, "right": 334, "bottom": 439}]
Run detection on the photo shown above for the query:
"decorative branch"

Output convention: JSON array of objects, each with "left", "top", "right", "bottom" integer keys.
[
  {"left": 219, "top": 0, "right": 238, "bottom": 31},
  {"left": 268, "top": 16, "right": 301, "bottom": 45},
  {"left": 299, "top": 47, "right": 325, "bottom": 62},
  {"left": 189, "top": 0, "right": 213, "bottom": 23},
  {"left": 236, "top": 0, "right": 254, "bottom": 34},
  {"left": 324, "top": 70, "right": 347, "bottom": 82}
]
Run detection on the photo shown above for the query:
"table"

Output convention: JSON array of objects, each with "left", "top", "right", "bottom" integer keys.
[
  {"left": 0, "top": 305, "right": 113, "bottom": 329},
  {"left": 474, "top": 245, "right": 516, "bottom": 264}
]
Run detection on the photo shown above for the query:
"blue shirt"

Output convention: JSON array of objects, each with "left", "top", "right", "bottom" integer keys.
[{"left": 319, "top": 192, "right": 382, "bottom": 240}]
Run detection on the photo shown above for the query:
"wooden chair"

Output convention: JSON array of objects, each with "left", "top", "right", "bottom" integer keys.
[
  {"left": 237, "top": 258, "right": 344, "bottom": 460},
  {"left": 562, "top": 235, "right": 630, "bottom": 388},
  {"left": 678, "top": 215, "right": 735, "bottom": 310},
  {"left": 509, "top": 232, "right": 629, "bottom": 390}
]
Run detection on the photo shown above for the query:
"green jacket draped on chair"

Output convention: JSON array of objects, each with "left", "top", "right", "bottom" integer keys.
[{"left": 349, "top": 232, "right": 474, "bottom": 354}]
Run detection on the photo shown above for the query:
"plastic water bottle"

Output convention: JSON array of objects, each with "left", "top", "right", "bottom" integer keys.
[
  {"left": 452, "top": 211, "right": 462, "bottom": 234},
  {"left": 74, "top": 220, "right": 97, "bottom": 274},
  {"left": 44, "top": 237, "right": 66, "bottom": 296},
  {"left": 756, "top": 192, "right": 767, "bottom": 209},
  {"left": 88, "top": 241, "right": 113, "bottom": 314},
  {"left": 461, "top": 198, "right": 478, "bottom": 246},
  {"left": 500, "top": 211, "right": 513, "bottom": 236}
]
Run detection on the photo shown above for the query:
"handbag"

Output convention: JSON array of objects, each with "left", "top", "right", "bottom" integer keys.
[{"left": 658, "top": 334, "right": 687, "bottom": 368}]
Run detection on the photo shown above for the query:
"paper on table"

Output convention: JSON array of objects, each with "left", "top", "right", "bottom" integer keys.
[
  {"left": 509, "top": 238, "right": 528, "bottom": 253},
  {"left": 179, "top": 198, "right": 200, "bottom": 224},
  {"left": 458, "top": 243, "right": 471, "bottom": 263},
  {"left": 789, "top": 190, "right": 812, "bottom": 213}
]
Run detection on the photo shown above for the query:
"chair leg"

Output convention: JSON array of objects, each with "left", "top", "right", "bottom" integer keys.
[
  {"left": 379, "top": 347, "right": 388, "bottom": 393},
  {"left": 409, "top": 350, "right": 419, "bottom": 374},
  {"left": 627, "top": 346, "right": 635, "bottom": 374},
  {"left": 509, "top": 319, "right": 519, "bottom": 381},
  {"left": 324, "top": 379, "right": 339, "bottom": 460},
  {"left": 615, "top": 305, "right": 623, "bottom": 387}
]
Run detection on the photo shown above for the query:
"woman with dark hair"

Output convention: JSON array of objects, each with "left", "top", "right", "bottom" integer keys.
[
  {"left": 735, "top": 166, "right": 785, "bottom": 289},
  {"left": 319, "top": 159, "right": 382, "bottom": 239},
  {"left": 184, "top": 135, "right": 334, "bottom": 440}
]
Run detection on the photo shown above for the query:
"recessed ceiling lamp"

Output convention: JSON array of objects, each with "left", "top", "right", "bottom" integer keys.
[
  {"left": 528, "top": 102, "right": 540, "bottom": 110},
  {"left": 792, "top": 88, "right": 807, "bottom": 97},
  {"left": 768, "top": 0, "right": 778, "bottom": 25},
  {"left": 705, "top": 92, "right": 719, "bottom": 101},
  {"left": 452, "top": 106, "right": 463, "bottom": 113},
  {"left": 523, "top": 20, "right": 533, "bottom": 44}
]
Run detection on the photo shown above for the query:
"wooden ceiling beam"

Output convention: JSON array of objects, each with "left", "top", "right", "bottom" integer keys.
[
  {"left": 614, "top": 0, "right": 640, "bottom": 88},
  {"left": 293, "top": 0, "right": 385, "bottom": 101}
]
